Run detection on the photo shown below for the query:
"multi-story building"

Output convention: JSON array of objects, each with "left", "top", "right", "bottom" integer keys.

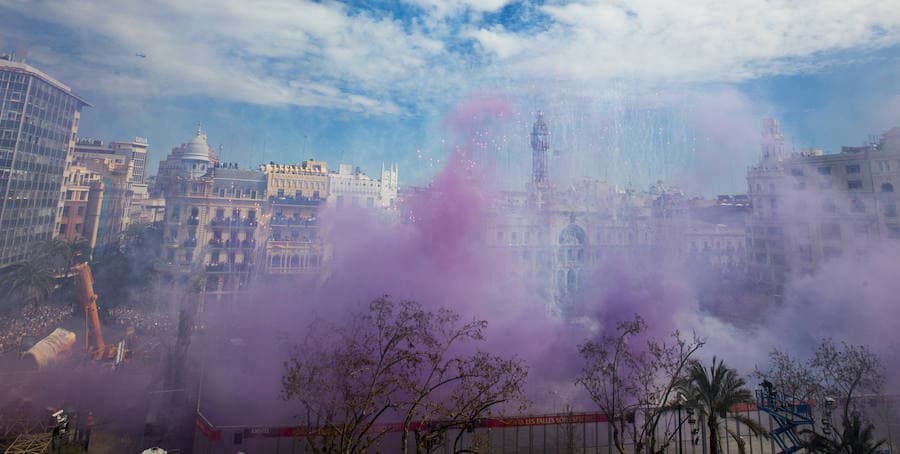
[
  {"left": 746, "top": 120, "right": 900, "bottom": 292},
  {"left": 74, "top": 136, "right": 151, "bottom": 223},
  {"left": 0, "top": 55, "right": 89, "bottom": 265},
  {"left": 158, "top": 130, "right": 336, "bottom": 300},
  {"left": 328, "top": 163, "right": 398, "bottom": 209},
  {"left": 261, "top": 162, "right": 329, "bottom": 275},
  {"left": 57, "top": 162, "right": 103, "bottom": 248},
  {"left": 476, "top": 114, "right": 658, "bottom": 315},
  {"left": 58, "top": 154, "right": 134, "bottom": 256}
]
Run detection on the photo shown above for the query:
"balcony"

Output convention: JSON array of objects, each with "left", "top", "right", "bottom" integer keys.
[
  {"left": 241, "top": 239, "right": 257, "bottom": 249},
  {"left": 187, "top": 216, "right": 200, "bottom": 225},
  {"left": 269, "top": 195, "right": 323, "bottom": 206},
  {"left": 211, "top": 217, "right": 258, "bottom": 228},
  {"left": 183, "top": 238, "right": 198, "bottom": 248},
  {"left": 205, "top": 262, "right": 254, "bottom": 273},
  {"left": 270, "top": 216, "right": 318, "bottom": 227},
  {"left": 208, "top": 238, "right": 224, "bottom": 247}
]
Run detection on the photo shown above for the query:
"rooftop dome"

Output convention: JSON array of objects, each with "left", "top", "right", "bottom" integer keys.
[{"left": 182, "top": 127, "right": 211, "bottom": 162}]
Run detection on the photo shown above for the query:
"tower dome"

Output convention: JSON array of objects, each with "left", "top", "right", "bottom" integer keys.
[{"left": 182, "top": 127, "right": 211, "bottom": 162}]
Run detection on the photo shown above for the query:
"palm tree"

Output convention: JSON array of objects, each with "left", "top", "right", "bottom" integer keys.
[
  {"left": 678, "top": 357, "right": 768, "bottom": 454},
  {"left": 31, "top": 238, "right": 76, "bottom": 275},
  {"left": 801, "top": 412, "right": 885, "bottom": 454},
  {"left": 0, "top": 261, "right": 56, "bottom": 313}
]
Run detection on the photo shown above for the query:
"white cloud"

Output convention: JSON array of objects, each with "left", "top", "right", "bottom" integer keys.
[
  {"left": 463, "top": 26, "right": 525, "bottom": 58},
  {"left": 478, "top": 0, "right": 900, "bottom": 83},
  {"left": 403, "top": 0, "right": 513, "bottom": 18},
  {"left": 3, "top": 0, "right": 900, "bottom": 115},
  {"left": 1, "top": 0, "right": 447, "bottom": 114}
]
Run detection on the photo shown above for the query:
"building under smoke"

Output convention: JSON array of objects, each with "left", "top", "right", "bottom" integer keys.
[
  {"left": 482, "top": 114, "right": 749, "bottom": 315},
  {"left": 156, "top": 128, "right": 398, "bottom": 300},
  {"left": 746, "top": 120, "right": 900, "bottom": 294}
]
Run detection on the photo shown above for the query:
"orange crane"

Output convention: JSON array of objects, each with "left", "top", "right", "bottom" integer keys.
[{"left": 72, "top": 262, "right": 125, "bottom": 362}]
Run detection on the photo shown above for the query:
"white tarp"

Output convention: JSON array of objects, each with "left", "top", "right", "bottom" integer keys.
[{"left": 23, "top": 328, "right": 76, "bottom": 369}]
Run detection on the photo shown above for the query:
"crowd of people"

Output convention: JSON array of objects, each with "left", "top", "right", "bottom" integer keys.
[
  {"left": 107, "top": 306, "right": 175, "bottom": 334},
  {"left": 0, "top": 304, "right": 74, "bottom": 353},
  {"left": 0, "top": 304, "right": 177, "bottom": 354}
]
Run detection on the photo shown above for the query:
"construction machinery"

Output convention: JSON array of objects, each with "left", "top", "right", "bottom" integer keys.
[
  {"left": 21, "top": 328, "right": 76, "bottom": 370},
  {"left": 72, "top": 262, "right": 128, "bottom": 364},
  {"left": 755, "top": 384, "right": 814, "bottom": 454}
]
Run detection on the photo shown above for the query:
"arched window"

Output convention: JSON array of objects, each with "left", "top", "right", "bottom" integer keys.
[{"left": 882, "top": 183, "right": 894, "bottom": 193}]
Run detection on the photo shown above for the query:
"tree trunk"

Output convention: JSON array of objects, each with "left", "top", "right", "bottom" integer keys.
[
  {"left": 402, "top": 427, "right": 409, "bottom": 454},
  {"left": 708, "top": 415, "right": 719, "bottom": 454}
]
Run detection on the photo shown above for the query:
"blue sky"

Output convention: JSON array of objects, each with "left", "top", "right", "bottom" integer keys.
[{"left": 1, "top": 0, "right": 899, "bottom": 195}]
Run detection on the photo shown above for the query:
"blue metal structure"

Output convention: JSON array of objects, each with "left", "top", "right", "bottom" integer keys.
[{"left": 755, "top": 389, "right": 814, "bottom": 454}]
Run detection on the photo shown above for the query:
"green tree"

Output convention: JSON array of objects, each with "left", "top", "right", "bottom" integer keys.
[
  {"left": 0, "top": 239, "right": 83, "bottom": 313},
  {"left": 0, "top": 261, "right": 56, "bottom": 313},
  {"left": 801, "top": 412, "right": 885, "bottom": 454},
  {"left": 92, "top": 222, "right": 163, "bottom": 309},
  {"left": 678, "top": 358, "right": 767, "bottom": 454}
]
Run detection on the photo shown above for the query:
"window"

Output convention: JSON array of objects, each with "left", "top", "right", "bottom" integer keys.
[
  {"left": 882, "top": 183, "right": 894, "bottom": 193},
  {"left": 59, "top": 224, "right": 67, "bottom": 234},
  {"left": 887, "top": 223, "right": 900, "bottom": 239},
  {"left": 851, "top": 198, "right": 865, "bottom": 213},
  {"left": 62, "top": 206, "right": 69, "bottom": 216},
  {"left": 313, "top": 190, "right": 320, "bottom": 199},
  {"left": 277, "top": 188, "right": 285, "bottom": 197},
  {"left": 821, "top": 223, "right": 841, "bottom": 240},
  {"left": 886, "top": 203, "right": 898, "bottom": 218},
  {"left": 848, "top": 180, "right": 863, "bottom": 190},
  {"left": 790, "top": 168, "right": 804, "bottom": 176},
  {"left": 823, "top": 246, "right": 843, "bottom": 259},
  {"left": 366, "top": 197, "right": 374, "bottom": 207},
  {"left": 76, "top": 206, "right": 84, "bottom": 215},
  {"left": 846, "top": 164, "right": 861, "bottom": 174},
  {"left": 75, "top": 224, "right": 82, "bottom": 233},
  {"left": 817, "top": 166, "right": 832, "bottom": 175}
]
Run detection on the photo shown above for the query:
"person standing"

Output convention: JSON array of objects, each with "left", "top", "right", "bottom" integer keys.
[{"left": 84, "top": 411, "right": 95, "bottom": 450}]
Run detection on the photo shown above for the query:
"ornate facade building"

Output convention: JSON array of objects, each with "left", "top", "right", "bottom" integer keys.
[
  {"left": 260, "top": 162, "right": 329, "bottom": 275},
  {"left": 157, "top": 129, "right": 372, "bottom": 300},
  {"left": 328, "top": 162, "right": 399, "bottom": 210},
  {"left": 484, "top": 114, "right": 661, "bottom": 314},
  {"left": 746, "top": 120, "right": 900, "bottom": 293}
]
